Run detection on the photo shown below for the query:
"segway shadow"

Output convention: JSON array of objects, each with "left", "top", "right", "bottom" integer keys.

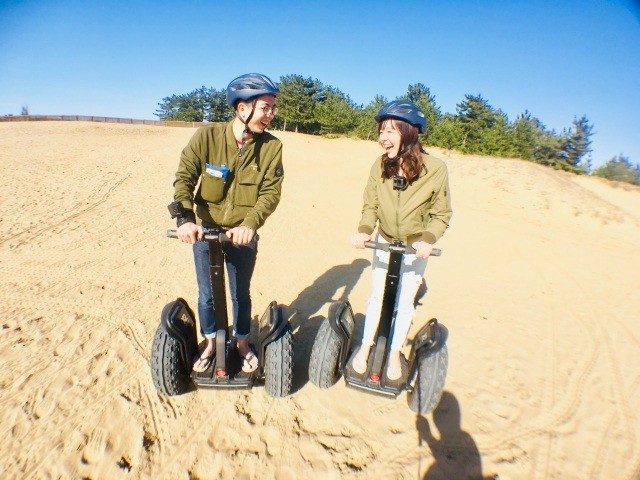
[
  {"left": 308, "top": 240, "right": 448, "bottom": 414},
  {"left": 151, "top": 229, "right": 293, "bottom": 398}
]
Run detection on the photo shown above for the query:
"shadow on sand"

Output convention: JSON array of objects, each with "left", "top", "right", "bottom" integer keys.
[
  {"left": 416, "top": 391, "right": 498, "bottom": 480},
  {"left": 286, "top": 258, "right": 370, "bottom": 393}
]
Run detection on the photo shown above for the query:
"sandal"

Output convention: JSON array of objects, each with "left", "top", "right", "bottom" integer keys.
[
  {"left": 192, "top": 350, "right": 214, "bottom": 373},
  {"left": 241, "top": 351, "right": 258, "bottom": 373}
]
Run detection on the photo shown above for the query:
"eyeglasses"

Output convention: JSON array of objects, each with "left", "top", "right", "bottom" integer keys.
[{"left": 258, "top": 105, "right": 278, "bottom": 117}]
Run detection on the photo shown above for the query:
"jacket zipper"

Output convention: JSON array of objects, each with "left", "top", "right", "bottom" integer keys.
[
  {"left": 395, "top": 189, "right": 401, "bottom": 240},
  {"left": 222, "top": 143, "right": 244, "bottom": 224}
]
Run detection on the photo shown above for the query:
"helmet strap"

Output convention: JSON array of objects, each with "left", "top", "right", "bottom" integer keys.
[{"left": 237, "top": 99, "right": 256, "bottom": 154}]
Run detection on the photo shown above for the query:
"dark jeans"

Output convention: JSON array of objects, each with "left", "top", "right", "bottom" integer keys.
[{"left": 192, "top": 238, "right": 257, "bottom": 340}]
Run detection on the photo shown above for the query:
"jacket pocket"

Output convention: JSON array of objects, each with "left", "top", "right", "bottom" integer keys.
[
  {"left": 235, "top": 170, "right": 262, "bottom": 206},
  {"left": 199, "top": 172, "right": 226, "bottom": 203}
]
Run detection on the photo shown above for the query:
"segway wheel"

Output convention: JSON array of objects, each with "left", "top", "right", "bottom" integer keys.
[
  {"left": 407, "top": 344, "right": 448, "bottom": 414},
  {"left": 150, "top": 324, "right": 191, "bottom": 396},
  {"left": 308, "top": 318, "right": 344, "bottom": 388},
  {"left": 264, "top": 325, "right": 294, "bottom": 398}
]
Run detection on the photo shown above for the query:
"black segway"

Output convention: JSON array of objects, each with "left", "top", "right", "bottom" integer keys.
[
  {"left": 151, "top": 229, "right": 293, "bottom": 398},
  {"left": 308, "top": 239, "right": 448, "bottom": 414}
]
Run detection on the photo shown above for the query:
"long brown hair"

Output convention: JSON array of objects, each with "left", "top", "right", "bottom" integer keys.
[{"left": 379, "top": 118, "right": 426, "bottom": 183}]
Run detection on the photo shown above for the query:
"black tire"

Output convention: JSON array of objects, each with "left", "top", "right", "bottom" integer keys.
[
  {"left": 308, "top": 318, "right": 344, "bottom": 389},
  {"left": 264, "top": 325, "right": 294, "bottom": 398},
  {"left": 150, "top": 324, "right": 191, "bottom": 396},
  {"left": 407, "top": 344, "right": 448, "bottom": 415}
]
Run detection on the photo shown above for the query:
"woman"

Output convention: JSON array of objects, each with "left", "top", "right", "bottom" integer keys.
[{"left": 351, "top": 100, "right": 452, "bottom": 380}]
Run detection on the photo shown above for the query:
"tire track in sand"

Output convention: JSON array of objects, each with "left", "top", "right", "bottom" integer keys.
[
  {"left": 0, "top": 175, "right": 129, "bottom": 248},
  {"left": 476, "top": 246, "right": 602, "bottom": 479}
]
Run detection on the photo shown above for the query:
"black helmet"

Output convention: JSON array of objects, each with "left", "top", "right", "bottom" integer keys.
[
  {"left": 375, "top": 100, "right": 426, "bottom": 134},
  {"left": 226, "top": 73, "right": 280, "bottom": 107}
]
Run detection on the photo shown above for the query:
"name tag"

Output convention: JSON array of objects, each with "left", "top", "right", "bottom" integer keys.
[{"left": 206, "top": 163, "right": 229, "bottom": 179}]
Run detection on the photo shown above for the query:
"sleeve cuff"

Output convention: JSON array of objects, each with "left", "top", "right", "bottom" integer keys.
[
  {"left": 241, "top": 219, "right": 259, "bottom": 231},
  {"left": 358, "top": 225, "right": 374, "bottom": 235},
  {"left": 421, "top": 232, "right": 437, "bottom": 244}
]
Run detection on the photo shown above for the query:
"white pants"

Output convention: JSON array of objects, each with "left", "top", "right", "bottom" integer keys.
[{"left": 362, "top": 235, "right": 429, "bottom": 351}]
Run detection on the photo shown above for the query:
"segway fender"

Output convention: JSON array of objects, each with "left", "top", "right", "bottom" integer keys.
[
  {"left": 413, "top": 318, "right": 448, "bottom": 357},
  {"left": 327, "top": 301, "right": 355, "bottom": 370},
  {"left": 258, "top": 301, "right": 287, "bottom": 367},
  {"left": 160, "top": 298, "right": 198, "bottom": 373}
]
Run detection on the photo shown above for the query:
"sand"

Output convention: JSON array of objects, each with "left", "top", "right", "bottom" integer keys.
[{"left": 0, "top": 121, "right": 639, "bottom": 479}]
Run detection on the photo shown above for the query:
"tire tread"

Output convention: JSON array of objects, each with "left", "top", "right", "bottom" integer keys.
[
  {"left": 308, "top": 319, "right": 343, "bottom": 388},
  {"left": 264, "top": 326, "right": 294, "bottom": 398},
  {"left": 150, "top": 325, "right": 190, "bottom": 396}
]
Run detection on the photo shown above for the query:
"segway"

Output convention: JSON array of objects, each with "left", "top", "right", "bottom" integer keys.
[
  {"left": 151, "top": 229, "right": 293, "bottom": 398},
  {"left": 308, "top": 239, "right": 448, "bottom": 414}
]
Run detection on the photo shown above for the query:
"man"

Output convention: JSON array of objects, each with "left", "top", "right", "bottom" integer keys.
[{"left": 171, "top": 73, "right": 284, "bottom": 373}]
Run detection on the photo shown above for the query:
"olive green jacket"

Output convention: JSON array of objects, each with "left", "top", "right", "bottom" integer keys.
[
  {"left": 173, "top": 121, "right": 284, "bottom": 231},
  {"left": 358, "top": 152, "right": 452, "bottom": 245}
]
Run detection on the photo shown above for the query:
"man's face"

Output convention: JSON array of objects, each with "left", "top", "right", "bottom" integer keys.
[{"left": 238, "top": 94, "right": 277, "bottom": 133}]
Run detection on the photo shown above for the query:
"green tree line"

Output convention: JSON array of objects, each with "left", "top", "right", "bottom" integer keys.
[{"left": 155, "top": 75, "right": 639, "bottom": 186}]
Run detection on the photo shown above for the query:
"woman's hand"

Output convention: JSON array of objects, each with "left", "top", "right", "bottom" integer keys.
[
  {"left": 411, "top": 240, "right": 434, "bottom": 259},
  {"left": 227, "top": 225, "right": 255, "bottom": 245},
  {"left": 176, "top": 222, "right": 204, "bottom": 244},
  {"left": 351, "top": 232, "right": 371, "bottom": 249}
]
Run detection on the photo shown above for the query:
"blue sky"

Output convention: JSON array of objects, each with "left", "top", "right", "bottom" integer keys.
[{"left": 1, "top": 0, "right": 639, "bottom": 168}]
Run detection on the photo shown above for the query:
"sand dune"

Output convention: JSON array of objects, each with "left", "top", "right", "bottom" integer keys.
[{"left": 1, "top": 121, "right": 639, "bottom": 479}]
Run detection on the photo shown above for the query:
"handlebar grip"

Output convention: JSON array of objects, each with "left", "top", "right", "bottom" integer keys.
[
  {"left": 363, "top": 241, "right": 442, "bottom": 256},
  {"left": 166, "top": 229, "right": 231, "bottom": 242}
]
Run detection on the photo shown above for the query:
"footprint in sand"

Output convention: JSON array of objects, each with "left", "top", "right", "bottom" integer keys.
[
  {"left": 298, "top": 433, "right": 333, "bottom": 472},
  {"left": 191, "top": 451, "right": 223, "bottom": 479},
  {"left": 33, "top": 390, "right": 57, "bottom": 419},
  {"left": 54, "top": 315, "right": 81, "bottom": 357},
  {"left": 82, "top": 427, "right": 108, "bottom": 464},
  {"left": 274, "top": 467, "right": 297, "bottom": 480},
  {"left": 87, "top": 349, "right": 116, "bottom": 377},
  {"left": 260, "top": 426, "right": 282, "bottom": 456},
  {"left": 8, "top": 409, "right": 32, "bottom": 438}
]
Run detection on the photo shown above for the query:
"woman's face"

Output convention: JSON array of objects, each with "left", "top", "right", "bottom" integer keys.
[{"left": 379, "top": 119, "right": 402, "bottom": 158}]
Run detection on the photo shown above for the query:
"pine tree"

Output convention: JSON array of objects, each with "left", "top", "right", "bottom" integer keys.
[
  {"left": 400, "top": 83, "right": 442, "bottom": 143},
  {"left": 351, "top": 95, "right": 387, "bottom": 140},
  {"left": 276, "top": 75, "right": 322, "bottom": 133},
  {"left": 559, "top": 115, "right": 594, "bottom": 173},
  {"left": 314, "top": 87, "right": 358, "bottom": 135},
  {"left": 592, "top": 154, "right": 640, "bottom": 185}
]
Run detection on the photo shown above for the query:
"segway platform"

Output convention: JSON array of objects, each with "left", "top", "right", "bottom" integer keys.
[
  {"left": 190, "top": 339, "right": 256, "bottom": 389},
  {"left": 343, "top": 353, "right": 408, "bottom": 398}
]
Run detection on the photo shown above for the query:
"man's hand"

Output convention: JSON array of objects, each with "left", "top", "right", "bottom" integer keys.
[
  {"left": 411, "top": 240, "right": 434, "bottom": 259},
  {"left": 176, "top": 222, "right": 203, "bottom": 244},
  {"left": 227, "top": 225, "right": 255, "bottom": 245},
  {"left": 351, "top": 232, "right": 371, "bottom": 249}
]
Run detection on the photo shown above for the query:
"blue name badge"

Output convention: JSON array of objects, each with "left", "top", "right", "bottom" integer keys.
[{"left": 206, "top": 163, "right": 229, "bottom": 179}]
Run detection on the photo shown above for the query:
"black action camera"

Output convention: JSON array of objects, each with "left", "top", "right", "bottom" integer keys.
[
  {"left": 167, "top": 201, "right": 196, "bottom": 227},
  {"left": 393, "top": 175, "right": 408, "bottom": 191},
  {"left": 167, "top": 201, "right": 185, "bottom": 219}
]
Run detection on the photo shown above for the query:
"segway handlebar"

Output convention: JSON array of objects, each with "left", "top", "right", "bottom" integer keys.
[
  {"left": 364, "top": 241, "right": 442, "bottom": 256},
  {"left": 167, "top": 229, "right": 231, "bottom": 242}
]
